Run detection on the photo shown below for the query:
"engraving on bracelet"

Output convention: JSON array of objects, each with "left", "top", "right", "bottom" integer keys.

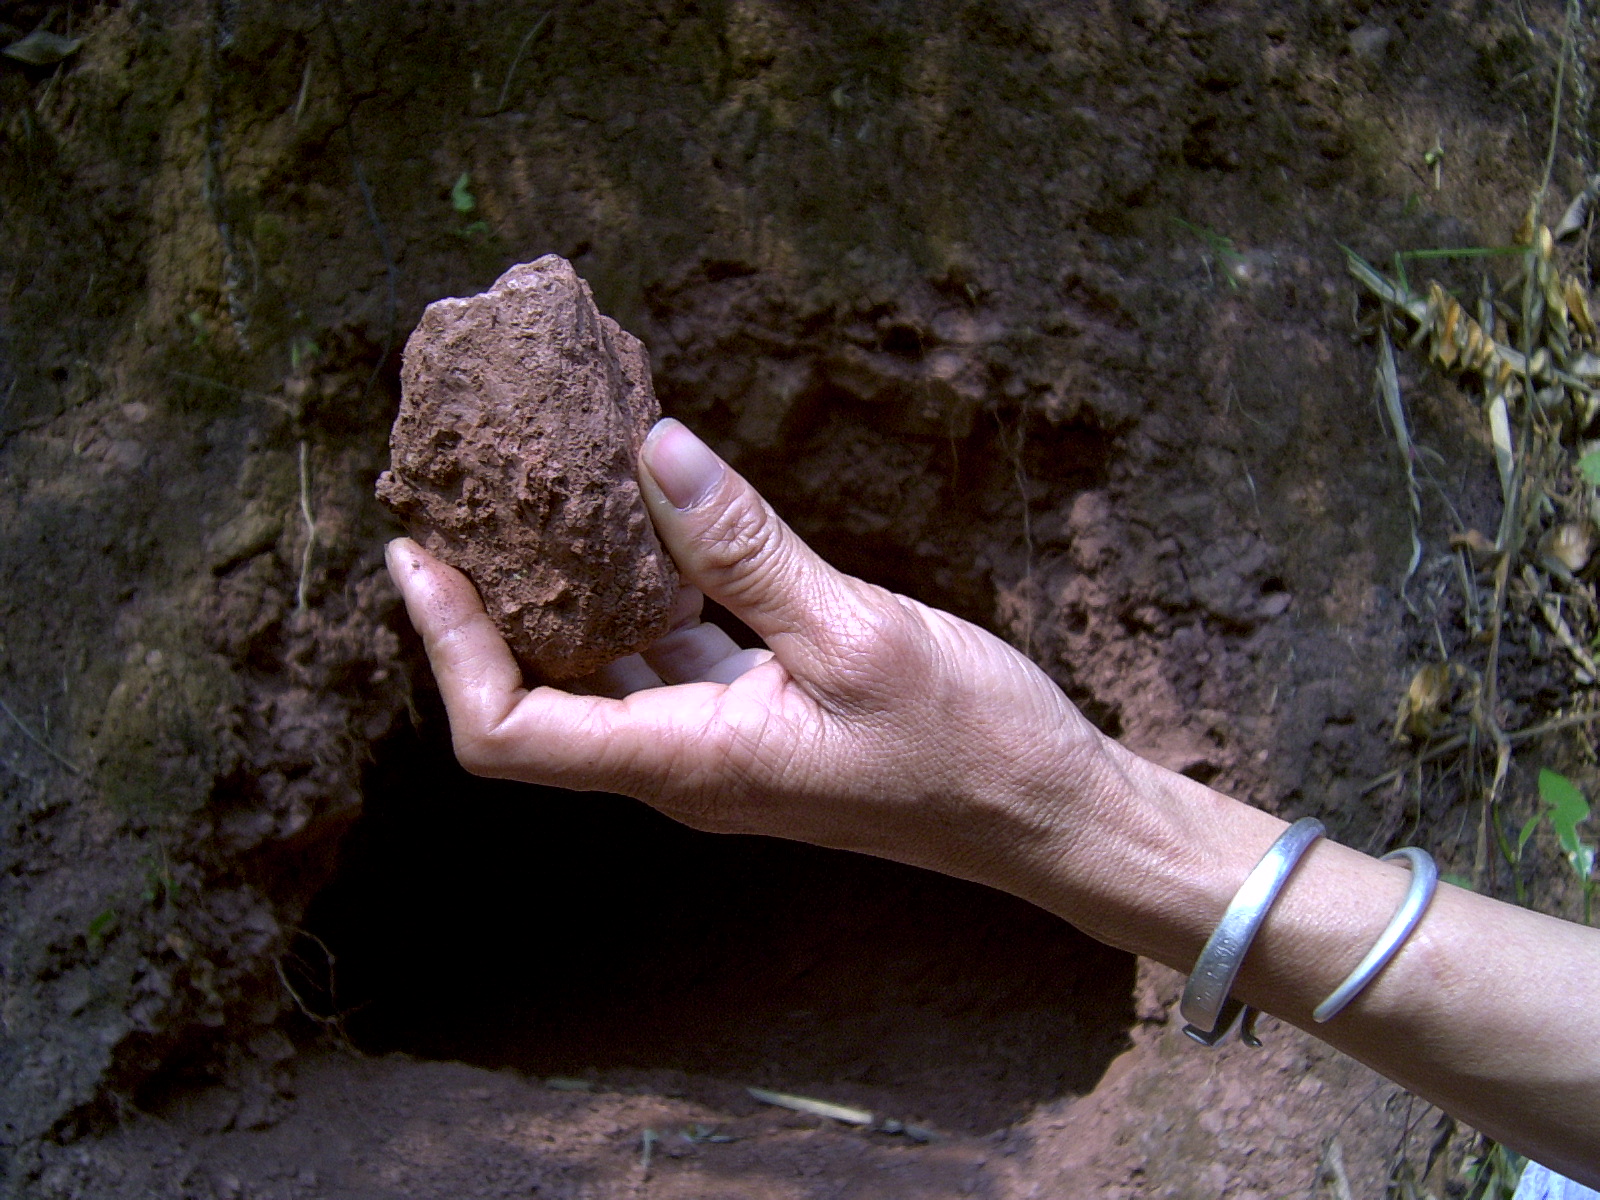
[{"left": 1181, "top": 817, "right": 1326, "bottom": 1047}]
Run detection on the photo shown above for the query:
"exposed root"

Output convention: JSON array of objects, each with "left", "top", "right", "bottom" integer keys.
[
  {"left": 296, "top": 440, "right": 317, "bottom": 614},
  {"left": 0, "top": 690, "right": 84, "bottom": 777}
]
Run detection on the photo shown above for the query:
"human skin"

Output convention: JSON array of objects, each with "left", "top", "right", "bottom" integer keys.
[{"left": 386, "top": 417, "right": 1600, "bottom": 1184}]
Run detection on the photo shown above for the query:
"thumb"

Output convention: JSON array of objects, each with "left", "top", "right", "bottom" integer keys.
[{"left": 639, "top": 418, "right": 854, "bottom": 658}]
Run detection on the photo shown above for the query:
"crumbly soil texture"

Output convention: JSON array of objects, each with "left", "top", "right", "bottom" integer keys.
[
  {"left": 1, "top": 1, "right": 1595, "bottom": 1197},
  {"left": 376, "top": 255, "right": 679, "bottom": 682}
]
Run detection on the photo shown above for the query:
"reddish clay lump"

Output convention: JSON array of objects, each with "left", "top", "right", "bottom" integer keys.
[{"left": 377, "top": 256, "right": 679, "bottom": 681}]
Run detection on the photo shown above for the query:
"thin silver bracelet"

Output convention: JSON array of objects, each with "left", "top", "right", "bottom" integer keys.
[
  {"left": 1312, "top": 846, "right": 1438, "bottom": 1023},
  {"left": 1181, "top": 817, "right": 1325, "bottom": 1047}
]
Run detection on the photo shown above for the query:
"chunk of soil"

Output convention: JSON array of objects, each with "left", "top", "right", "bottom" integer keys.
[{"left": 376, "top": 256, "right": 678, "bottom": 681}]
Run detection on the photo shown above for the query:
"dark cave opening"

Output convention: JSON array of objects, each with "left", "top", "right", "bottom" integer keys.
[{"left": 296, "top": 684, "right": 1137, "bottom": 1134}]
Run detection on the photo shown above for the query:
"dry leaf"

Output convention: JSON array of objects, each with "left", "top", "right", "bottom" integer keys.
[
  {"left": 1555, "top": 176, "right": 1599, "bottom": 241},
  {"left": 1567, "top": 278, "right": 1596, "bottom": 339},
  {"left": 1462, "top": 319, "right": 1486, "bottom": 370},
  {"left": 746, "top": 1087, "right": 874, "bottom": 1126},
  {"left": 1516, "top": 206, "right": 1538, "bottom": 246},
  {"left": 1437, "top": 295, "right": 1462, "bottom": 368},
  {"left": 1546, "top": 272, "right": 1570, "bottom": 332},
  {"left": 1450, "top": 528, "right": 1499, "bottom": 559},
  {"left": 1488, "top": 393, "right": 1515, "bottom": 511},
  {"left": 1540, "top": 522, "right": 1595, "bottom": 575},
  {"left": 1394, "top": 662, "right": 1457, "bottom": 742}
]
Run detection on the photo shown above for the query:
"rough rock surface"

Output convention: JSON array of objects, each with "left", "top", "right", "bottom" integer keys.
[{"left": 377, "top": 256, "right": 678, "bottom": 680}]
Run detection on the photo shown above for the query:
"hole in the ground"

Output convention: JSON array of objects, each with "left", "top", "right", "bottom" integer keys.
[{"left": 300, "top": 707, "right": 1136, "bottom": 1134}]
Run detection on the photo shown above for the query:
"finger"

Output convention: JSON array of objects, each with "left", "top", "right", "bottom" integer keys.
[
  {"left": 665, "top": 584, "right": 706, "bottom": 631},
  {"left": 639, "top": 419, "right": 858, "bottom": 659},
  {"left": 572, "top": 653, "right": 665, "bottom": 698},
  {"left": 473, "top": 673, "right": 772, "bottom": 802},
  {"left": 700, "top": 646, "right": 775, "bottom": 685},
  {"left": 388, "top": 539, "right": 779, "bottom": 805},
  {"left": 642, "top": 619, "right": 744, "bottom": 684},
  {"left": 385, "top": 538, "right": 526, "bottom": 737}
]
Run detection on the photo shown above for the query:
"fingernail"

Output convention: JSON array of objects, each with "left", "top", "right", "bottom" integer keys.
[{"left": 644, "top": 419, "right": 724, "bottom": 510}]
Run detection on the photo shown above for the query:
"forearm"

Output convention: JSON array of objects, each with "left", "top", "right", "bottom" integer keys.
[
  {"left": 1016, "top": 734, "right": 1600, "bottom": 1184},
  {"left": 1260, "top": 860, "right": 1600, "bottom": 1183}
]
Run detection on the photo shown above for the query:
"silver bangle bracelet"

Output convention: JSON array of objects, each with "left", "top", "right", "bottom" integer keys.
[
  {"left": 1312, "top": 846, "right": 1438, "bottom": 1023},
  {"left": 1181, "top": 817, "right": 1326, "bottom": 1047}
]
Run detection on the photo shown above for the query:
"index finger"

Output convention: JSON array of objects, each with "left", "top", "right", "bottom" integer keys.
[
  {"left": 385, "top": 538, "right": 528, "bottom": 739},
  {"left": 385, "top": 537, "right": 786, "bottom": 799}
]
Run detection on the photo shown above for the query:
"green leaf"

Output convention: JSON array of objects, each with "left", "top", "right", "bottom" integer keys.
[
  {"left": 1517, "top": 814, "right": 1542, "bottom": 857},
  {"left": 4, "top": 30, "right": 82, "bottom": 66},
  {"left": 86, "top": 908, "right": 118, "bottom": 950},
  {"left": 450, "top": 172, "right": 476, "bottom": 214},
  {"left": 1578, "top": 451, "right": 1600, "bottom": 487},
  {"left": 1538, "top": 769, "right": 1592, "bottom": 868},
  {"left": 289, "top": 335, "right": 319, "bottom": 371},
  {"left": 1396, "top": 245, "right": 1525, "bottom": 261}
]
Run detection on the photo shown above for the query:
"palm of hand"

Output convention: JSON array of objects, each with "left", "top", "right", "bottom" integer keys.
[{"left": 386, "top": 417, "right": 1108, "bottom": 902}]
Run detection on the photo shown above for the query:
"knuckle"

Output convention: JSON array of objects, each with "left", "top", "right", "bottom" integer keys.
[
  {"left": 696, "top": 494, "right": 787, "bottom": 592},
  {"left": 816, "top": 589, "right": 929, "bottom": 704},
  {"left": 452, "top": 726, "right": 510, "bottom": 777},
  {"left": 851, "top": 588, "right": 922, "bottom": 654}
]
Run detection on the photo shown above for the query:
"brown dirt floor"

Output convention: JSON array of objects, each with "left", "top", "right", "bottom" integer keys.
[{"left": 1, "top": 0, "right": 1596, "bottom": 1196}]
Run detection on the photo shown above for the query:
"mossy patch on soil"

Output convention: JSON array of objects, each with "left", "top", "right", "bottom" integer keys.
[{"left": 92, "top": 639, "right": 244, "bottom": 818}]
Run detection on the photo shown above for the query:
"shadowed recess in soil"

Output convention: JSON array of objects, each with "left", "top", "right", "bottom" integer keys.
[{"left": 297, "top": 687, "right": 1137, "bottom": 1136}]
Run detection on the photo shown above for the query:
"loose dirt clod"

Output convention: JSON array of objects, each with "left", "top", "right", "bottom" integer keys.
[{"left": 377, "top": 255, "right": 679, "bottom": 680}]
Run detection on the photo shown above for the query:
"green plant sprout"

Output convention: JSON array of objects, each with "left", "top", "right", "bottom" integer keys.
[
  {"left": 289, "top": 334, "right": 319, "bottom": 371},
  {"left": 86, "top": 908, "right": 118, "bottom": 953},
  {"left": 1577, "top": 450, "right": 1600, "bottom": 486},
  {"left": 1172, "top": 217, "right": 1245, "bottom": 290},
  {"left": 1530, "top": 769, "right": 1596, "bottom": 923},
  {"left": 1387, "top": 243, "right": 1526, "bottom": 299},
  {"left": 1424, "top": 142, "right": 1444, "bottom": 190},
  {"left": 449, "top": 172, "right": 490, "bottom": 239},
  {"left": 140, "top": 849, "right": 175, "bottom": 905},
  {"left": 451, "top": 172, "right": 476, "bottom": 214}
]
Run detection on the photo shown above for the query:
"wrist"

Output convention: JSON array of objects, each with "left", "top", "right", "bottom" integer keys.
[{"left": 992, "top": 729, "right": 1291, "bottom": 967}]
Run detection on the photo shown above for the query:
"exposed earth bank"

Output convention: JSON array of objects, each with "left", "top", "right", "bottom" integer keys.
[{"left": 1, "top": 1, "right": 1595, "bottom": 1196}]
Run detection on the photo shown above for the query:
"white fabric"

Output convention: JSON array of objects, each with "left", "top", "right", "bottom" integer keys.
[{"left": 1513, "top": 1162, "right": 1600, "bottom": 1200}]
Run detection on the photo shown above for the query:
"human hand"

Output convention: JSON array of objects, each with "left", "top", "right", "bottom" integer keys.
[{"left": 385, "top": 418, "right": 1142, "bottom": 915}]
